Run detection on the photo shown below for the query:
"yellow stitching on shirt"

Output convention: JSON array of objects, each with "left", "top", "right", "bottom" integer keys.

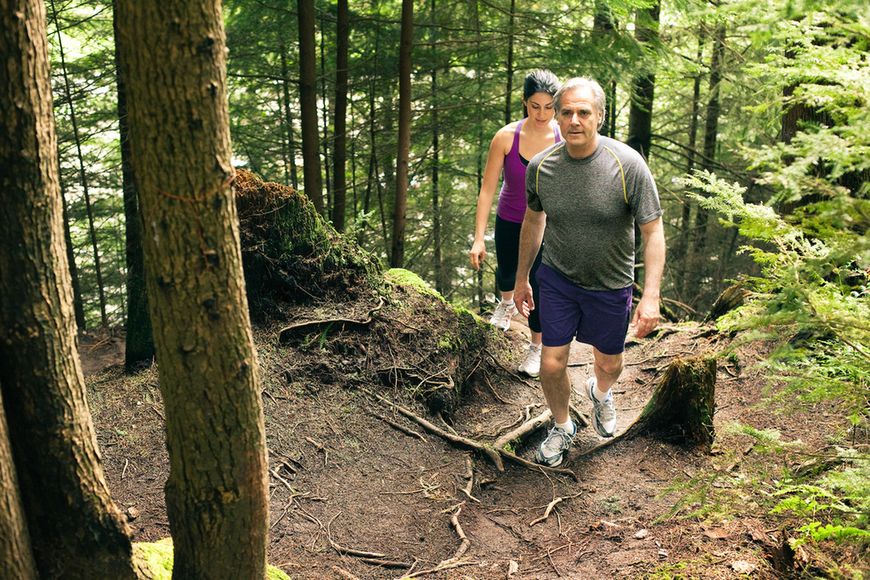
[
  {"left": 602, "top": 145, "right": 628, "bottom": 205},
  {"left": 535, "top": 142, "right": 565, "bottom": 195}
]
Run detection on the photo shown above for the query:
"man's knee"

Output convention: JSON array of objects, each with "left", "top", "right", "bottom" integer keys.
[
  {"left": 594, "top": 352, "right": 623, "bottom": 376},
  {"left": 540, "top": 347, "right": 569, "bottom": 380}
]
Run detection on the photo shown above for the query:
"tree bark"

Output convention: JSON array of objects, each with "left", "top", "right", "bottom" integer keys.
[
  {"left": 0, "top": 392, "right": 38, "bottom": 580},
  {"left": 48, "top": 0, "right": 108, "bottom": 327},
  {"left": 115, "top": 1, "right": 269, "bottom": 577},
  {"left": 332, "top": 0, "right": 349, "bottom": 231},
  {"left": 297, "top": 0, "right": 324, "bottom": 214},
  {"left": 318, "top": 10, "right": 332, "bottom": 215},
  {"left": 391, "top": 0, "right": 413, "bottom": 267},
  {"left": 114, "top": 0, "right": 155, "bottom": 371},
  {"left": 0, "top": 1, "right": 138, "bottom": 577}
]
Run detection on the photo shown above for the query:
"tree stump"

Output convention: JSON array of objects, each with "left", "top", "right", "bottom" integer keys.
[{"left": 621, "top": 356, "right": 716, "bottom": 449}]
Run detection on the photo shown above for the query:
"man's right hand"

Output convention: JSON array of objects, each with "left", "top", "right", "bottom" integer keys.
[
  {"left": 513, "top": 279, "right": 535, "bottom": 318},
  {"left": 469, "top": 239, "right": 486, "bottom": 270}
]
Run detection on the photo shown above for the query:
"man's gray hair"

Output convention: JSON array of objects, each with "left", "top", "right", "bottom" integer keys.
[{"left": 554, "top": 77, "right": 606, "bottom": 130}]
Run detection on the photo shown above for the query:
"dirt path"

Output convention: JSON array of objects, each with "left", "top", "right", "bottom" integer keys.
[{"left": 83, "top": 313, "right": 844, "bottom": 579}]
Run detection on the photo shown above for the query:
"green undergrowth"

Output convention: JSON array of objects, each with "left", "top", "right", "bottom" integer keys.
[
  {"left": 385, "top": 268, "right": 445, "bottom": 303},
  {"left": 134, "top": 538, "right": 290, "bottom": 579}
]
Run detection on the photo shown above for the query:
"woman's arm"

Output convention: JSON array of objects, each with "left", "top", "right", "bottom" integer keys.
[{"left": 470, "top": 128, "right": 511, "bottom": 270}]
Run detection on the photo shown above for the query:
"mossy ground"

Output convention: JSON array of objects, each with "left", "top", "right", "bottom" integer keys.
[{"left": 134, "top": 538, "right": 290, "bottom": 579}]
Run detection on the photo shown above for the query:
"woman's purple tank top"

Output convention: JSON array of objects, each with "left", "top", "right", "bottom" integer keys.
[{"left": 496, "top": 119, "right": 562, "bottom": 223}]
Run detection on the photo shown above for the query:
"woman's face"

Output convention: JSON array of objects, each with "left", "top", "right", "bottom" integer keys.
[{"left": 524, "top": 91, "right": 555, "bottom": 126}]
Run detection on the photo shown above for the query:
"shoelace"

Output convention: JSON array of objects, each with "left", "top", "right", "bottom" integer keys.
[{"left": 541, "top": 426, "right": 573, "bottom": 455}]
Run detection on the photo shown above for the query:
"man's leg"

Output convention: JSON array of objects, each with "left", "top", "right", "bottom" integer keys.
[
  {"left": 592, "top": 347, "right": 623, "bottom": 398},
  {"left": 540, "top": 344, "right": 572, "bottom": 423}
]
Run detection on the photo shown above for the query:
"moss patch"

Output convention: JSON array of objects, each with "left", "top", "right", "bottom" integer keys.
[
  {"left": 385, "top": 268, "right": 445, "bottom": 303},
  {"left": 134, "top": 538, "right": 290, "bottom": 580}
]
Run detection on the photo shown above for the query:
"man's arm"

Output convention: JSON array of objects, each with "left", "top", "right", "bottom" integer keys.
[
  {"left": 513, "top": 207, "right": 546, "bottom": 317},
  {"left": 632, "top": 217, "right": 665, "bottom": 338}
]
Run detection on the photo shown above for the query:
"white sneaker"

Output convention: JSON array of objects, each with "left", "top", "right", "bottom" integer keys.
[
  {"left": 488, "top": 300, "right": 517, "bottom": 331},
  {"left": 586, "top": 377, "right": 617, "bottom": 438},
  {"left": 518, "top": 343, "right": 542, "bottom": 377},
  {"left": 535, "top": 422, "right": 577, "bottom": 467}
]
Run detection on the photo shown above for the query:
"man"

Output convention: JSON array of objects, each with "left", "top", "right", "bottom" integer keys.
[{"left": 513, "top": 77, "right": 665, "bottom": 467}]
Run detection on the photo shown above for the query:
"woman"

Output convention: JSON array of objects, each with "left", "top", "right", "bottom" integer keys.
[{"left": 469, "top": 69, "right": 561, "bottom": 377}]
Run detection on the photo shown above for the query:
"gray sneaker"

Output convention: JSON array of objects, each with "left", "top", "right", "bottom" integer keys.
[
  {"left": 535, "top": 422, "right": 577, "bottom": 467},
  {"left": 586, "top": 377, "right": 616, "bottom": 437},
  {"left": 489, "top": 300, "right": 518, "bottom": 332}
]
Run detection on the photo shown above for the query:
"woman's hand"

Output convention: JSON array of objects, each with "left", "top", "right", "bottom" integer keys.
[{"left": 470, "top": 239, "right": 487, "bottom": 270}]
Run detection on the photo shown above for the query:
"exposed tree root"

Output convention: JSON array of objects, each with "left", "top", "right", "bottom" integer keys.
[
  {"left": 367, "top": 410, "right": 426, "bottom": 441},
  {"left": 402, "top": 505, "right": 476, "bottom": 578},
  {"left": 277, "top": 297, "right": 384, "bottom": 343},
  {"left": 458, "top": 455, "right": 479, "bottom": 503},
  {"left": 528, "top": 491, "right": 583, "bottom": 526},
  {"left": 326, "top": 512, "right": 410, "bottom": 569}
]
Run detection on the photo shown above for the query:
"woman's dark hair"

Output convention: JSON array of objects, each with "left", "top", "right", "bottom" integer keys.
[{"left": 523, "top": 69, "right": 560, "bottom": 100}]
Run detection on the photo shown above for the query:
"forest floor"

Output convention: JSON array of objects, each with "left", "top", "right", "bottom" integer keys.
[{"left": 81, "top": 286, "right": 867, "bottom": 579}]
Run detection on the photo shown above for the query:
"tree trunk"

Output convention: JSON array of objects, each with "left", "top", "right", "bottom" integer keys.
[
  {"left": 280, "top": 39, "right": 299, "bottom": 191},
  {"left": 59, "top": 173, "right": 87, "bottom": 330},
  {"left": 0, "top": 1, "right": 139, "bottom": 577},
  {"left": 593, "top": 1, "right": 618, "bottom": 138},
  {"left": 430, "top": 0, "right": 444, "bottom": 294},
  {"left": 627, "top": 1, "right": 660, "bottom": 161},
  {"left": 0, "top": 392, "right": 38, "bottom": 580},
  {"left": 332, "top": 0, "right": 349, "bottom": 232},
  {"left": 115, "top": 1, "right": 268, "bottom": 577},
  {"left": 319, "top": 10, "right": 332, "bottom": 215},
  {"left": 114, "top": 0, "right": 155, "bottom": 371},
  {"left": 503, "top": 0, "right": 516, "bottom": 125},
  {"left": 391, "top": 0, "right": 413, "bottom": 268},
  {"left": 674, "top": 27, "right": 705, "bottom": 298},
  {"left": 694, "top": 21, "right": 725, "bottom": 253},
  {"left": 297, "top": 0, "right": 324, "bottom": 214},
  {"left": 474, "top": 0, "right": 485, "bottom": 312},
  {"left": 48, "top": 0, "right": 108, "bottom": 327}
]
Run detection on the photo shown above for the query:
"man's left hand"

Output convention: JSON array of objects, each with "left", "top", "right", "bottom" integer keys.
[{"left": 631, "top": 295, "right": 660, "bottom": 339}]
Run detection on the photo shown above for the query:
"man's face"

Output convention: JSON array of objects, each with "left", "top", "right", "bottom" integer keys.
[{"left": 557, "top": 86, "right": 601, "bottom": 158}]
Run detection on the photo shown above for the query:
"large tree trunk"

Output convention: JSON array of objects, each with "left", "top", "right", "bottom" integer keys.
[
  {"left": 0, "top": 1, "right": 139, "bottom": 577},
  {"left": 48, "top": 0, "right": 109, "bottom": 327},
  {"left": 391, "top": 0, "right": 413, "bottom": 268},
  {"left": 0, "top": 393, "right": 38, "bottom": 580},
  {"left": 115, "top": 1, "right": 269, "bottom": 577},
  {"left": 297, "top": 0, "right": 324, "bottom": 214},
  {"left": 114, "top": 0, "right": 154, "bottom": 371},
  {"left": 332, "top": 0, "right": 349, "bottom": 232},
  {"left": 318, "top": 10, "right": 332, "bottom": 215}
]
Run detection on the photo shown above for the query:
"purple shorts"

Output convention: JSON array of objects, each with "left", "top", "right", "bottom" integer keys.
[{"left": 536, "top": 264, "right": 633, "bottom": 354}]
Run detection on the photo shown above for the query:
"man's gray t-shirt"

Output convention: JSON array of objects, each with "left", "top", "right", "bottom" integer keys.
[{"left": 526, "top": 136, "right": 662, "bottom": 291}]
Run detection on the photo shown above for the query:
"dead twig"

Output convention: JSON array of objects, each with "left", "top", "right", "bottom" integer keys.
[
  {"left": 458, "top": 455, "right": 479, "bottom": 503},
  {"left": 305, "top": 437, "right": 329, "bottom": 466},
  {"left": 529, "top": 497, "right": 563, "bottom": 526}
]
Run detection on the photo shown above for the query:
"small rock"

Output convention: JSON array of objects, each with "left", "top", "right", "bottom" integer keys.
[
  {"left": 507, "top": 560, "right": 519, "bottom": 578},
  {"left": 657, "top": 548, "right": 668, "bottom": 560},
  {"left": 731, "top": 560, "right": 756, "bottom": 574},
  {"left": 125, "top": 507, "right": 140, "bottom": 521},
  {"left": 634, "top": 529, "right": 649, "bottom": 539}
]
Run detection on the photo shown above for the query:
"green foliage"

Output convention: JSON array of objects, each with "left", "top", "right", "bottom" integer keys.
[{"left": 772, "top": 447, "right": 870, "bottom": 549}]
